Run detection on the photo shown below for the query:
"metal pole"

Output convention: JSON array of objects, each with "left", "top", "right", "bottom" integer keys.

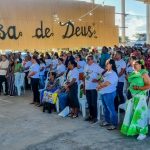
[
  {"left": 91, "top": 0, "right": 95, "bottom": 4},
  {"left": 146, "top": 4, "right": 150, "bottom": 44},
  {"left": 121, "top": 0, "right": 126, "bottom": 45}
]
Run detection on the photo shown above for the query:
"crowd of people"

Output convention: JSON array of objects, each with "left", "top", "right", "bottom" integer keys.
[{"left": 0, "top": 44, "right": 150, "bottom": 141}]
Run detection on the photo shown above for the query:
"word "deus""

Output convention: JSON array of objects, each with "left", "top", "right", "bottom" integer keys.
[
  {"left": 0, "top": 24, "right": 22, "bottom": 40},
  {"left": 60, "top": 21, "right": 97, "bottom": 39}
]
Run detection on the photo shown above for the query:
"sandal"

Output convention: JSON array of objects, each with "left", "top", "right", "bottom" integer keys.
[
  {"left": 107, "top": 125, "right": 116, "bottom": 130},
  {"left": 100, "top": 122, "right": 110, "bottom": 127},
  {"left": 72, "top": 114, "right": 78, "bottom": 119}
]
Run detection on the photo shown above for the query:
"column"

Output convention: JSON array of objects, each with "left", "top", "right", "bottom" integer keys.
[
  {"left": 146, "top": 4, "right": 150, "bottom": 44},
  {"left": 121, "top": 0, "right": 126, "bottom": 45}
]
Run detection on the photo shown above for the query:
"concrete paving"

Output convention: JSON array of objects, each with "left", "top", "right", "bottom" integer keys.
[{"left": 0, "top": 91, "right": 150, "bottom": 150}]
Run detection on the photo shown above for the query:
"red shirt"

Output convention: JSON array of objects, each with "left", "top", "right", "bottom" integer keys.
[{"left": 145, "top": 57, "right": 150, "bottom": 70}]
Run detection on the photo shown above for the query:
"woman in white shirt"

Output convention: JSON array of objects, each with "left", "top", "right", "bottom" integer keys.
[
  {"left": 56, "top": 58, "right": 66, "bottom": 78},
  {"left": 39, "top": 58, "right": 46, "bottom": 89},
  {"left": 97, "top": 59, "right": 118, "bottom": 130},
  {"left": 28, "top": 56, "right": 40, "bottom": 105},
  {"left": 51, "top": 53, "right": 59, "bottom": 72},
  {"left": 0, "top": 55, "right": 9, "bottom": 95},
  {"left": 65, "top": 60, "right": 79, "bottom": 118}
]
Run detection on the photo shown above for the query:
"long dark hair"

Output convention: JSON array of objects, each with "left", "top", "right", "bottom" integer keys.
[
  {"left": 39, "top": 58, "right": 46, "bottom": 64},
  {"left": 45, "top": 53, "right": 51, "bottom": 59},
  {"left": 69, "top": 60, "right": 77, "bottom": 68},
  {"left": 135, "top": 59, "right": 145, "bottom": 69},
  {"left": 32, "top": 55, "right": 40, "bottom": 65},
  {"left": 76, "top": 54, "right": 82, "bottom": 61},
  {"left": 108, "top": 59, "right": 118, "bottom": 74},
  {"left": 54, "top": 52, "right": 59, "bottom": 59}
]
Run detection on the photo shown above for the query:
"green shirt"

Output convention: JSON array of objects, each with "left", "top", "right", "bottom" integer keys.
[
  {"left": 14, "top": 63, "right": 22, "bottom": 73},
  {"left": 128, "top": 69, "right": 148, "bottom": 95}
]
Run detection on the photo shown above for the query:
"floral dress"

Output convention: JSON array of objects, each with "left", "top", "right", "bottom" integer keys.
[{"left": 121, "top": 69, "right": 148, "bottom": 136}]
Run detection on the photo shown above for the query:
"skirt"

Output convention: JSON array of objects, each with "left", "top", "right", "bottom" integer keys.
[
  {"left": 121, "top": 95, "right": 148, "bottom": 136},
  {"left": 68, "top": 83, "right": 79, "bottom": 108}
]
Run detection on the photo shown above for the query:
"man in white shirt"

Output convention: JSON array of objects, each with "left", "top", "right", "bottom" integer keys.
[
  {"left": 84, "top": 55, "right": 104, "bottom": 123},
  {"left": 114, "top": 51, "right": 126, "bottom": 110},
  {"left": 0, "top": 55, "right": 9, "bottom": 95}
]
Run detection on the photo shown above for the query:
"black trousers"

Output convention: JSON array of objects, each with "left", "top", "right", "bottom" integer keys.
[
  {"left": 25, "top": 72, "right": 30, "bottom": 89},
  {"left": 114, "top": 82, "right": 125, "bottom": 111},
  {"left": 31, "top": 78, "right": 40, "bottom": 103},
  {"left": 86, "top": 90, "right": 98, "bottom": 119},
  {"left": 0, "top": 75, "right": 8, "bottom": 94}
]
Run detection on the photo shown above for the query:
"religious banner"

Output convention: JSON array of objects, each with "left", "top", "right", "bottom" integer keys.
[{"left": 0, "top": 0, "right": 118, "bottom": 50}]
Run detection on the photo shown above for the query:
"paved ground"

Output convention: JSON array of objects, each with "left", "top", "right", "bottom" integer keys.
[{"left": 0, "top": 91, "right": 150, "bottom": 150}]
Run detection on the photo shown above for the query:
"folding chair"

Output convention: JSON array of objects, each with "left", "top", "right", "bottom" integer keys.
[
  {"left": 15, "top": 72, "right": 25, "bottom": 96},
  {"left": 97, "top": 92, "right": 104, "bottom": 121}
]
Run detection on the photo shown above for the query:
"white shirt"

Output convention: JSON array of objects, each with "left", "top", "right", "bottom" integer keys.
[
  {"left": 77, "top": 60, "right": 86, "bottom": 73},
  {"left": 0, "top": 60, "right": 9, "bottom": 75},
  {"left": 39, "top": 63, "right": 46, "bottom": 76},
  {"left": 45, "top": 59, "right": 52, "bottom": 72},
  {"left": 115, "top": 59, "right": 126, "bottom": 82},
  {"left": 84, "top": 63, "right": 104, "bottom": 90},
  {"left": 67, "top": 67, "right": 79, "bottom": 83},
  {"left": 52, "top": 59, "right": 58, "bottom": 70},
  {"left": 56, "top": 64, "right": 66, "bottom": 75},
  {"left": 24, "top": 61, "right": 32, "bottom": 73},
  {"left": 100, "top": 70, "right": 118, "bottom": 94},
  {"left": 29, "top": 63, "right": 40, "bottom": 79}
]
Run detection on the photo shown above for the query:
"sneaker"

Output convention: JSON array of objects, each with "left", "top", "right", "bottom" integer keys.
[
  {"left": 100, "top": 121, "right": 110, "bottom": 127},
  {"left": 107, "top": 125, "right": 117, "bottom": 130},
  {"left": 137, "top": 134, "right": 147, "bottom": 140},
  {"left": 72, "top": 114, "right": 78, "bottom": 119}
]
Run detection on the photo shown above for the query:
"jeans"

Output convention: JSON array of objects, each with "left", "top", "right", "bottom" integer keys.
[
  {"left": 115, "top": 82, "right": 125, "bottom": 110},
  {"left": 101, "top": 91, "right": 118, "bottom": 126},
  {"left": 59, "top": 92, "right": 68, "bottom": 111},
  {"left": 0, "top": 75, "right": 8, "bottom": 94},
  {"left": 39, "top": 75, "right": 45, "bottom": 89},
  {"left": 86, "top": 90, "right": 98, "bottom": 119}
]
